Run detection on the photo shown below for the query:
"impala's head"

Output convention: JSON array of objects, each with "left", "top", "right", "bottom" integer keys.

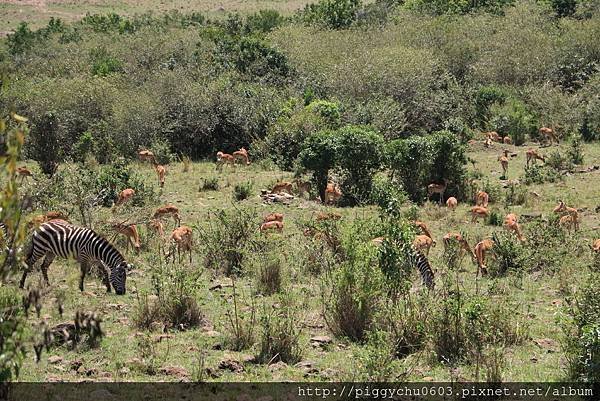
[
  {"left": 216, "top": 151, "right": 224, "bottom": 160},
  {"left": 110, "top": 262, "right": 128, "bottom": 295}
]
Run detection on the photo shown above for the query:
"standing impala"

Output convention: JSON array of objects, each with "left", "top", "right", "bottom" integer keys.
[{"left": 427, "top": 178, "right": 449, "bottom": 204}]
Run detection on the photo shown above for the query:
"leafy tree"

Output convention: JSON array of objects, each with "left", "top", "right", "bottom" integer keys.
[{"left": 298, "top": 130, "right": 337, "bottom": 202}]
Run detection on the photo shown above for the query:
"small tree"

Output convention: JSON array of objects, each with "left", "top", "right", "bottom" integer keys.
[{"left": 298, "top": 131, "right": 337, "bottom": 202}]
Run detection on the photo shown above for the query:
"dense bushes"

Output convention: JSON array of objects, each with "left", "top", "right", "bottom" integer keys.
[
  {"left": 298, "top": 125, "right": 384, "bottom": 205},
  {"left": 3, "top": 3, "right": 600, "bottom": 165},
  {"left": 386, "top": 131, "right": 467, "bottom": 203}
]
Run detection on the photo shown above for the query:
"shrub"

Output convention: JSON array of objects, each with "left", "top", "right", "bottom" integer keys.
[
  {"left": 386, "top": 131, "right": 467, "bottom": 203},
  {"left": 233, "top": 181, "right": 253, "bottom": 201},
  {"left": 567, "top": 134, "right": 585, "bottom": 166},
  {"left": 489, "top": 231, "right": 527, "bottom": 277},
  {"left": 133, "top": 258, "right": 203, "bottom": 331},
  {"left": 357, "top": 330, "right": 397, "bottom": 381},
  {"left": 7, "top": 23, "right": 36, "bottom": 55},
  {"left": 95, "top": 159, "right": 156, "bottom": 207},
  {"left": 199, "top": 208, "right": 261, "bottom": 276},
  {"left": 370, "top": 175, "right": 409, "bottom": 217},
  {"left": 486, "top": 209, "right": 503, "bottom": 226},
  {"left": 223, "top": 282, "right": 257, "bottom": 351},
  {"left": 245, "top": 10, "right": 285, "bottom": 34},
  {"left": 490, "top": 98, "right": 537, "bottom": 146},
  {"left": 90, "top": 47, "right": 123, "bottom": 77},
  {"left": 257, "top": 295, "right": 303, "bottom": 364},
  {"left": 297, "top": 130, "right": 338, "bottom": 202},
  {"left": 562, "top": 274, "right": 600, "bottom": 382},
  {"left": 475, "top": 85, "right": 508, "bottom": 127},
  {"left": 301, "top": 0, "right": 362, "bottom": 29},
  {"left": 150, "top": 139, "right": 176, "bottom": 165},
  {"left": 522, "top": 164, "right": 561, "bottom": 185},
  {"left": 199, "top": 177, "right": 220, "bottom": 192},
  {"left": 504, "top": 182, "right": 528, "bottom": 206},
  {"left": 266, "top": 98, "right": 341, "bottom": 170},
  {"left": 322, "top": 223, "right": 383, "bottom": 341},
  {"left": 256, "top": 254, "right": 284, "bottom": 295},
  {"left": 333, "top": 125, "right": 385, "bottom": 206}
]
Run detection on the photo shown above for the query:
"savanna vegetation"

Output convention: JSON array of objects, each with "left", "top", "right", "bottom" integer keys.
[{"left": 1, "top": 0, "right": 600, "bottom": 385}]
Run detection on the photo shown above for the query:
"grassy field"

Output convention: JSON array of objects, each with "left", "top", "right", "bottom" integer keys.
[
  {"left": 0, "top": 0, "right": 309, "bottom": 33},
  {"left": 12, "top": 138, "right": 600, "bottom": 382}
]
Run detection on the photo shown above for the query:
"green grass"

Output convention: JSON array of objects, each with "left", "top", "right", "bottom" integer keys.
[
  {"left": 0, "top": 0, "right": 310, "bottom": 33},
  {"left": 13, "top": 139, "right": 600, "bottom": 382}
]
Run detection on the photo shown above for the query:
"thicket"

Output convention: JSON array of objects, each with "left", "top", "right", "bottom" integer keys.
[{"left": 0, "top": 0, "right": 598, "bottom": 170}]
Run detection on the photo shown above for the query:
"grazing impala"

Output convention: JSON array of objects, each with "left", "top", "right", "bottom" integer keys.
[
  {"left": 232, "top": 148, "right": 250, "bottom": 165},
  {"left": 592, "top": 239, "right": 600, "bottom": 254},
  {"left": 486, "top": 131, "right": 502, "bottom": 142},
  {"left": 115, "top": 188, "right": 135, "bottom": 207},
  {"left": 471, "top": 206, "right": 489, "bottom": 223},
  {"left": 539, "top": 127, "right": 559, "bottom": 145},
  {"left": 427, "top": 178, "right": 449, "bottom": 204},
  {"left": 413, "top": 234, "right": 436, "bottom": 256},
  {"left": 167, "top": 226, "right": 193, "bottom": 263},
  {"left": 316, "top": 212, "right": 342, "bottom": 221},
  {"left": 113, "top": 223, "right": 141, "bottom": 254},
  {"left": 503, "top": 213, "right": 525, "bottom": 242},
  {"left": 414, "top": 221, "right": 433, "bottom": 240},
  {"left": 498, "top": 149, "right": 509, "bottom": 178},
  {"left": 16, "top": 166, "right": 33, "bottom": 182},
  {"left": 474, "top": 239, "right": 494, "bottom": 276},
  {"left": 559, "top": 215, "right": 576, "bottom": 233},
  {"left": 263, "top": 213, "right": 284, "bottom": 223},
  {"left": 148, "top": 219, "right": 165, "bottom": 239},
  {"left": 553, "top": 201, "right": 579, "bottom": 231},
  {"left": 526, "top": 148, "right": 545, "bottom": 167},
  {"left": 294, "top": 179, "right": 312, "bottom": 199},
  {"left": 138, "top": 149, "right": 156, "bottom": 164},
  {"left": 503, "top": 136, "right": 512, "bottom": 145},
  {"left": 153, "top": 204, "right": 181, "bottom": 227},
  {"left": 446, "top": 197, "right": 458, "bottom": 210},
  {"left": 154, "top": 164, "right": 166, "bottom": 188},
  {"left": 324, "top": 182, "right": 342, "bottom": 205},
  {"left": 443, "top": 232, "right": 475, "bottom": 261},
  {"left": 272, "top": 181, "right": 294, "bottom": 195},
  {"left": 216, "top": 151, "right": 235, "bottom": 170},
  {"left": 475, "top": 191, "right": 489, "bottom": 208},
  {"left": 260, "top": 221, "right": 284, "bottom": 234}
]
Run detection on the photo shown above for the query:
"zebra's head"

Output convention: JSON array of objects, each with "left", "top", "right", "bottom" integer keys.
[{"left": 110, "top": 261, "right": 128, "bottom": 295}]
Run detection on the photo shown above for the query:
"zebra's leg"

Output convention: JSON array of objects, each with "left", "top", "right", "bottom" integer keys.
[
  {"left": 101, "top": 264, "right": 111, "bottom": 293},
  {"left": 79, "top": 259, "right": 89, "bottom": 292},
  {"left": 20, "top": 245, "right": 42, "bottom": 288},
  {"left": 39, "top": 253, "right": 56, "bottom": 285}
]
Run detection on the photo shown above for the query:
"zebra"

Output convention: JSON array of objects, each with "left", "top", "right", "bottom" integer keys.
[
  {"left": 0, "top": 222, "right": 7, "bottom": 245},
  {"left": 410, "top": 248, "right": 435, "bottom": 290},
  {"left": 20, "top": 220, "right": 129, "bottom": 295}
]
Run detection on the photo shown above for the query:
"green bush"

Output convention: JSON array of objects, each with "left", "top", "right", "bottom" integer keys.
[
  {"left": 386, "top": 131, "right": 467, "bottom": 203},
  {"left": 245, "top": 10, "right": 285, "bottom": 34},
  {"left": 490, "top": 98, "right": 537, "bottom": 145},
  {"left": 301, "top": 0, "right": 362, "bottom": 29},
  {"left": 322, "top": 222, "right": 383, "bottom": 341},
  {"left": 489, "top": 232, "right": 527, "bottom": 277},
  {"left": 198, "top": 208, "right": 261, "bottom": 276},
  {"left": 265, "top": 98, "right": 340, "bottom": 170},
  {"left": 562, "top": 274, "right": 600, "bottom": 382},
  {"left": 90, "top": 47, "right": 123, "bottom": 77},
  {"left": 233, "top": 181, "right": 253, "bottom": 201},
  {"left": 257, "top": 295, "right": 303, "bottom": 364},
  {"left": 475, "top": 85, "right": 508, "bottom": 127},
  {"left": 95, "top": 159, "right": 155, "bottom": 207}
]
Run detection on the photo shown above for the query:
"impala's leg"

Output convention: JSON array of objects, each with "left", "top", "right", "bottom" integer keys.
[{"left": 79, "top": 259, "right": 90, "bottom": 292}]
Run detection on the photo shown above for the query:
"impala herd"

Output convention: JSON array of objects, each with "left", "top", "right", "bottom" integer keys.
[{"left": 5, "top": 126, "right": 599, "bottom": 292}]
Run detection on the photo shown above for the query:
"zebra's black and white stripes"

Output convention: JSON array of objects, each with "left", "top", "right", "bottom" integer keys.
[
  {"left": 20, "top": 220, "right": 129, "bottom": 294},
  {"left": 410, "top": 248, "right": 435, "bottom": 290},
  {"left": 0, "top": 222, "right": 7, "bottom": 244}
]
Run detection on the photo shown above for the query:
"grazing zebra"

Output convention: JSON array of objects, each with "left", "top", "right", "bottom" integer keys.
[
  {"left": 20, "top": 220, "right": 128, "bottom": 295},
  {"left": 0, "top": 222, "right": 8, "bottom": 250},
  {"left": 410, "top": 248, "right": 435, "bottom": 290},
  {"left": 372, "top": 236, "right": 435, "bottom": 290}
]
